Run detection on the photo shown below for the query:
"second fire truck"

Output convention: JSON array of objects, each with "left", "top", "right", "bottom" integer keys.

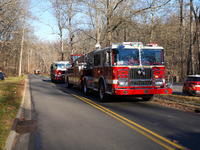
[
  {"left": 65, "top": 42, "right": 172, "bottom": 102},
  {"left": 50, "top": 61, "right": 71, "bottom": 82}
]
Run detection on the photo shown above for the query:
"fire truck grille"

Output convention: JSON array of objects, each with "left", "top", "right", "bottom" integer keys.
[
  {"left": 61, "top": 71, "right": 65, "bottom": 74},
  {"left": 129, "top": 68, "right": 152, "bottom": 86},
  {"left": 130, "top": 81, "right": 152, "bottom": 86}
]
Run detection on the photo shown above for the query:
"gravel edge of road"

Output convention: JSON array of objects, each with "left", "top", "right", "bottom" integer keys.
[
  {"left": 155, "top": 96, "right": 200, "bottom": 106},
  {"left": 153, "top": 96, "right": 200, "bottom": 113}
]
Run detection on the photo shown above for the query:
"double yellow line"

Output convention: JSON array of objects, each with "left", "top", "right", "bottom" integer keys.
[{"left": 54, "top": 83, "right": 186, "bottom": 150}]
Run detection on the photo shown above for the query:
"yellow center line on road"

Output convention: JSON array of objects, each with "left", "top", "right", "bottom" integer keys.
[
  {"left": 79, "top": 97, "right": 185, "bottom": 150},
  {"left": 50, "top": 83, "right": 56, "bottom": 86},
  {"left": 53, "top": 85, "right": 186, "bottom": 150},
  {"left": 72, "top": 94, "right": 186, "bottom": 150},
  {"left": 33, "top": 75, "right": 40, "bottom": 78}
]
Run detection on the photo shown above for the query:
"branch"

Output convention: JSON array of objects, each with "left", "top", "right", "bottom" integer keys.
[{"left": 76, "top": 29, "right": 97, "bottom": 42}]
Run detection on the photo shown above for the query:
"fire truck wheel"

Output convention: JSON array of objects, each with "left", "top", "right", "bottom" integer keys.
[
  {"left": 99, "top": 81, "right": 107, "bottom": 102},
  {"left": 142, "top": 95, "right": 154, "bottom": 101},
  {"left": 83, "top": 80, "right": 89, "bottom": 95},
  {"left": 52, "top": 77, "right": 56, "bottom": 83}
]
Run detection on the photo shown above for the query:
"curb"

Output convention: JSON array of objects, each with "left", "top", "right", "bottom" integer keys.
[{"left": 4, "top": 78, "right": 31, "bottom": 150}]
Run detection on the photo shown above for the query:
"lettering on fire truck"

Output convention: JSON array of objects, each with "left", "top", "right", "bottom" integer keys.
[{"left": 65, "top": 42, "right": 173, "bottom": 102}]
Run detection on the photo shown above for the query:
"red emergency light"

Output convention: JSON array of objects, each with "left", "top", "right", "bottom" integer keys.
[{"left": 146, "top": 43, "right": 158, "bottom": 47}]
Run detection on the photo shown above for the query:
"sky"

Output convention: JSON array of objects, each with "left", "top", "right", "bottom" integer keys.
[
  {"left": 29, "top": 0, "right": 86, "bottom": 42},
  {"left": 30, "top": 0, "right": 65, "bottom": 41},
  {"left": 29, "top": 0, "right": 200, "bottom": 42}
]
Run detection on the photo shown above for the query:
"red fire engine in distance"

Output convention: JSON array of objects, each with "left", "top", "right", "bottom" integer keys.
[
  {"left": 65, "top": 42, "right": 173, "bottom": 102},
  {"left": 50, "top": 61, "right": 71, "bottom": 83}
]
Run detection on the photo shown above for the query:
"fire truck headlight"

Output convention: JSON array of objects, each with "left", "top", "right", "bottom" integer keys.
[
  {"left": 118, "top": 81, "right": 128, "bottom": 86},
  {"left": 166, "top": 82, "right": 173, "bottom": 88}
]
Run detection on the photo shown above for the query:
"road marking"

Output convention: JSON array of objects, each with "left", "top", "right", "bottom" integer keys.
[
  {"left": 53, "top": 84, "right": 186, "bottom": 150},
  {"left": 72, "top": 94, "right": 185, "bottom": 150},
  {"left": 50, "top": 83, "right": 55, "bottom": 86},
  {"left": 33, "top": 75, "right": 40, "bottom": 78}
]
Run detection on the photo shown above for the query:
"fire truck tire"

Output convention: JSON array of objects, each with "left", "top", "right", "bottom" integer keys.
[
  {"left": 142, "top": 95, "right": 154, "bottom": 101},
  {"left": 99, "top": 81, "right": 107, "bottom": 102},
  {"left": 83, "top": 80, "right": 89, "bottom": 95},
  {"left": 52, "top": 76, "right": 56, "bottom": 83}
]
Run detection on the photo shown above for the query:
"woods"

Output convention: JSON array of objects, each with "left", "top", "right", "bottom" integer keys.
[{"left": 0, "top": 0, "right": 199, "bottom": 82}]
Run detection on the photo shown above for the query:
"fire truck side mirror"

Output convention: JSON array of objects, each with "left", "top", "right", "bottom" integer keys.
[{"left": 105, "top": 51, "right": 110, "bottom": 66}]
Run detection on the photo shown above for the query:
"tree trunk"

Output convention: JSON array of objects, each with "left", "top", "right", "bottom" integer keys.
[
  {"left": 69, "top": 18, "right": 73, "bottom": 55},
  {"left": 190, "top": 0, "right": 194, "bottom": 75},
  {"left": 60, "top": 29, "right": 64, "bottom": 61},
  {"left": 124, "top": 24, "right": 126, "bottom": 42},
  {"left": 150, "top": 0, "right": 155, "bottom": 43},
  {"left": 106, "top": 0, "right": 111, "bottom": 47},
  {"left": 179, "top": 0, "right": 184, "bottom": 79},
  {"left": 19, "top": 0, "right": 28, "bottom": 77},
  {"left": 197, "top": 14, "right": 200, "bottom": 73}
]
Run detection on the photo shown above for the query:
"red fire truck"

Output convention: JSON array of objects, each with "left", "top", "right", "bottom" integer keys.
[
  {"left": 34, "top": 69, "right": 40, "bottom": 75},
  {"left": 51, "top": 61, "right": 71, "bottom": 82},
  {"left": 70, "top": 54, "right": 83, "bottom": 67},
  {"left": 65, "top": 42, "right": 173, "bottom": 102}
]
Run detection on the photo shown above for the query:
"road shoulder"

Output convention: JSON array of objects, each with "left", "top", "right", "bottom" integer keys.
[{"left": 4, "top": 77, "right": 31, "bottom": 150}]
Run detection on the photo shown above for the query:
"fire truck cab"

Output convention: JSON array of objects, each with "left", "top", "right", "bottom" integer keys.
[
  {"left": 70, "top": 54, "right": 83, "bottom": 67},
  {"left": 51, "top": 61, "right": 71, "bottom": 82},
  {"left": 65, "top": 42, "right": 172, "bottom": 102},
  {"left": 34, "top": 69, "right": 40, "bottom": 75}
]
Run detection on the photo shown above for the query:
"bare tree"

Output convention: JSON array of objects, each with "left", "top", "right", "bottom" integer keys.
[
  {"left": 81, "top": 0, "right": 172, "bottom": 47},
  {"left": 187, "top": 0, "right": 194, "bottom": 75},
  {"left": 46, "top": 0, "right": 69, "bottom": 60},
  {"left": 19, "top": 0, "right": 29, "bottom": 77},
  {"left": 62, "top": 0, "right": 78, "bottom": 55},
  {"left": 192, "top": 5, "right": 200, "bottom": 73}
]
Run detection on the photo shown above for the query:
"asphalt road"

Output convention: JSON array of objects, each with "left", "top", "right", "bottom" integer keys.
[
  {"left": 16, "top": 75, "right": 200, "bottom": 150},
  {"left": 172, "top": 83, "right": 187, "bottom": 96}
]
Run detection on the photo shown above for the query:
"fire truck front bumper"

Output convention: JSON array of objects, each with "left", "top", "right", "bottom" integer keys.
[
  {"left": 55, "top": 75, "right": 65, "bottom": 81},
  {"left": 113, "top": 88, "right": 172, "bottom": 96}
]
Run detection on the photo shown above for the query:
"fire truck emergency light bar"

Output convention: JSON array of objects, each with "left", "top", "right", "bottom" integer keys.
[
  {"left": 111, "top": 42, "right": 160, "bottom": 49},
  {"left": 146, "top": 43, "right": 159, "bottom": 47},
  {"left": 111, "top": 42, "right": 143, "bottom": 49}
]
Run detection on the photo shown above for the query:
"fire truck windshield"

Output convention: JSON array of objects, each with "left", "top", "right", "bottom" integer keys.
[
  {"left": 141, "top": 49, "right": 164, "bottom": 65},
  {"left": 72, "top": 56, "right": 81, "bottom": 62},
  {"left": 57, "top": 64, "right": 66, "bottom": 69},
  {"left": 66, "top": 63, "right": 71, "bottom": 68},
  {"left": 113, "top": 49, "right": 139, "bottom": 65}
]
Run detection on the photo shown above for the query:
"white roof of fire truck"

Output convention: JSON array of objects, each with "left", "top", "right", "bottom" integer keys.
[
  {"left": 53, "top": 61, "right": 70, "bottom": 64},
  {"left": 187, "top": 75, "right": 200, "bottom": 77},
  {"left": 111, "top": 42, "right": 163, "bottom": 49}
]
